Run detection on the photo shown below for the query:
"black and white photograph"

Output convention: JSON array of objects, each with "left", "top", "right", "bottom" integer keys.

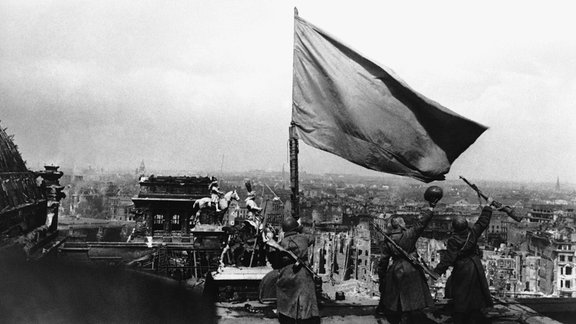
[{"left": 1, "top": 1, "right": 575, "bottom": 323}]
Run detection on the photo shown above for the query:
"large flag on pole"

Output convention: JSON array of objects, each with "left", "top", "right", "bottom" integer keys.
[{"left": 291, "top": 13, "right": 487, "bottom": 182}]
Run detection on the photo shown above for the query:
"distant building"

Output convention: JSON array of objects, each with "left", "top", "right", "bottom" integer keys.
[
  {"left": 354, "top": 216, "right": 372, "bottom": 283},
  {"left": 486, "top": 211, "right": 514, "bottom": 247},
  {"left": 483, "top": 251, "right": 520, "bottom": 297},
  {"left": 135, "top": 160, "right": 146, "bottom": 176},
  {"left": 529, "top": 204, "right": 563, "bottom": 223},
  {"left": 556, "top": 240, "right": 576, "bottom": 297},
  {"left": 61, "top": 173, "right": 84, "bottom": 184},
  {"left": 523, "top": 256, "right": 541, "bottom": 293},
  {"left": 526, "top": 230, "right": 576, "bottom": 296},
  {"left": 109, "top": 196, "right": 135, "bottom": 221}
]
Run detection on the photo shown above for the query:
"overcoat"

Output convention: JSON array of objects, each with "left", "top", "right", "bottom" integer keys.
[
  {"left": 378, "top": 208, "right": 434, "bottom": 312},
  {"left": 276, "top": 231, "right": 319, "bottom": 320},
  {"left": 434, "top": 206, "right": 494, "bottom": 312}
]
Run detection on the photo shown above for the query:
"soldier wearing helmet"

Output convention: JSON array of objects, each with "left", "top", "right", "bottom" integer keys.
[
  {"left": 433, "top": 198, "right": 496, "bottom": 324},
  {"left": 276, "top": 217, "right": 319, "bottom": 324},
  {"left": 376, "top": 186, "right": 442, "bottom": 324}
]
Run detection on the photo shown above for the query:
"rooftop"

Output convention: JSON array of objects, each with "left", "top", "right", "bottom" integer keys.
[{"left": 216, "top": 297, "right": 565, "bottom": 324}]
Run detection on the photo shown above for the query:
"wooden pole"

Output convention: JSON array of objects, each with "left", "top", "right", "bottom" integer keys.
[
  {"left": 290, "top": 8, "right": 300, "bottom": 220},
  {"left": 289, "top": 126, "right": 299, "bottom": 219}
]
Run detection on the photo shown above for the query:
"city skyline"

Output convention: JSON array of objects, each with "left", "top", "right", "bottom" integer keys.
[{"left": 1, "top": 1, "right": 575, "bottom": 183}]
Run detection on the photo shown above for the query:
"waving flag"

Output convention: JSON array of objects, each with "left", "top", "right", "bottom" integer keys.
[{"left": 291, "top": 13, "right": 487, "bottom": 182}]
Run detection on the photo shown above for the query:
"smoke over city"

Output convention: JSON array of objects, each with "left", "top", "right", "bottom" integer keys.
[{"left": 1, "top": 1, "right": 576, "bottom": 183}]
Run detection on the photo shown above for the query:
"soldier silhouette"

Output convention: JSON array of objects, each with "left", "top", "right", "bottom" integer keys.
[
  {"left": 376, "top": 187, "right": 441, "bottom": 324},
  {"left": 276, "top": 217, "right": 319, "bottom": 324},
  {"left": 433, "top": 199, "right": 496, "bottom": 324}
]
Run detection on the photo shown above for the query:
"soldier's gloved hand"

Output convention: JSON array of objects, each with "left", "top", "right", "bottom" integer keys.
[{"left": 486, "top": 197, "right": 503, "bottom": 209}]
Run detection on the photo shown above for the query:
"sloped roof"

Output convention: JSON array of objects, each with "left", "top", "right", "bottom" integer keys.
[{"left": 0, "top": 123, "right": 27, "bottom": 172}]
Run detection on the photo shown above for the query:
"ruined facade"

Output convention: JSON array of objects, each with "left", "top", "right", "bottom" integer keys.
[{"left": 0, "top": 123, "right": 65, "bottom": 258}]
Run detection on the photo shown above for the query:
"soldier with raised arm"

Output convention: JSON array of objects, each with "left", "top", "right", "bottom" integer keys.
[
  {"left": 376, "top": 186, "right": 442, "bottom": 324},
  {"left": 433, "top": 200, "right": 495, "bottom": 324}
]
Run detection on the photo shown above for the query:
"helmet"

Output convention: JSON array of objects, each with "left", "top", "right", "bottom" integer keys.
[
  {"left": 424, "top": 186, "right": 443, "bottom": 203},
  {"left": 452, "top": 216, "right": 468, "bottom": 232},
  {"left": 282, "top": 217, "right": 301, "bottom": 233}
]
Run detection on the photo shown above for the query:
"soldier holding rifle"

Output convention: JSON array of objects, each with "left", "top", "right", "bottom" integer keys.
[
  {"left": 433, "top": 177, "right": 505, "bottom": 324},
  {"left": 376, "top": 186, "right": 442, "bottom": 324}
]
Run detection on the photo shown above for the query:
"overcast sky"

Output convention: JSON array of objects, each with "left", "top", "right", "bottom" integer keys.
[{"left": 1, "top": 0, "right": 575, "bottom": 184}]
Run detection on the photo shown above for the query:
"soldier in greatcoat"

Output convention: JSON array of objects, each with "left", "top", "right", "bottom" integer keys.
[
  {"left": 433, "top": 203, "right": 495, "bottom": 324},
  {"left": 376, "top": 198, "right": 439, "bottom": 324},
  {"left": 276, "top": 217, "right": 319, "bottom": 324}
]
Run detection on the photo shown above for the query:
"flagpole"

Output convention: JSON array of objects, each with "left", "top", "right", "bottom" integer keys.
[
  {"left": 289, "top": 125, "right": 299, "bottom": 220},
  {"left": 290, "top": 7, "right": 300, "bottom": 220}
]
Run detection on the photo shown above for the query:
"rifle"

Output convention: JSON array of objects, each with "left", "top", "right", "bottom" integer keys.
[
  {"left": 265, "top": 239, "right": 320, "bottom": 280},
  {"left": 459, "top": 176, "right": 522, "bottom": 222},
  {"left": 370, "top": 221, "right": 440, "bottom": 280}
]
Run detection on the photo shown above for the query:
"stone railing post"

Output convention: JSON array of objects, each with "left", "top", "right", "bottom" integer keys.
[{"left": 36, "top": 165, "right": 65, "bottom": 233}]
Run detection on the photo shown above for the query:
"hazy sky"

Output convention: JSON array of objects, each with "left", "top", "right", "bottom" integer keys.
[{"left": 1, "top": 0, "right": 575, "bottom": 184}]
